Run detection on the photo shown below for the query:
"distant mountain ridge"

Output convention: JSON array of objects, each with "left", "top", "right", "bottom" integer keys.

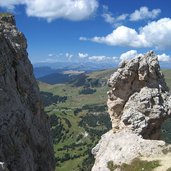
[
  {"left": 34, "top": 66, "right": 57, "bottom": 78},
  {"left": 33, "top": 61, "right": 118, "bottom": 78},
  {"left": 37, "top": 68, "right": 116, "bottom": 87}
]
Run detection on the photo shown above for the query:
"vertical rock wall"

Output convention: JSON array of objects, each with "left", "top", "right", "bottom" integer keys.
[{"left": 0, "top": 14, "right": 55, "bottom": 171}]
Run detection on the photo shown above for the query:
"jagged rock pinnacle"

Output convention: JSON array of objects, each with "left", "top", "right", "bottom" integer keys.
[
  {"left": 92, "top": 52, "right": 171, "bottom": 171},
  {"left": 107, "top": 51, "right": 171, "bottom": 139}
]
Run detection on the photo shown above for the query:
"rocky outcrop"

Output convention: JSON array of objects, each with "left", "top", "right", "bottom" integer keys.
[
  {"left": 0, "top": 14, "right": 55, "bottom": 171},
  {"left": 107, "top": 51, "right": 171, "bottom": 139},
  {"left": 92, "top": 130, "right": 171, "bottom": 171},
  {"left": 92, "top": 52, "right": 171, "bottom": 171}
]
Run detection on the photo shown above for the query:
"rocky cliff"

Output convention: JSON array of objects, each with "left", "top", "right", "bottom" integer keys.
[
  {"left": 0, "top": 14, "right": 55, "bottom": 171},
  {"left": 92, "top": 52, "right": 171, "bottom": 171}
]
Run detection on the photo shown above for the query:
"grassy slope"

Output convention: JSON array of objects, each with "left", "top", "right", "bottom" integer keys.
[
  {"left": 161, "top": 69, "right": 171, "bottom": 144},
  {"left": 39, "top": 69, "right": 171, "bottom": 171},
  {"left": 162, "top": 70, "right": 171, "bottom": 89},
  {"left": 87, "top": 69, "right": 115, "bottom": 79},
  {"left": 39, "top": 69, "right": 114, "bottom": 171}
]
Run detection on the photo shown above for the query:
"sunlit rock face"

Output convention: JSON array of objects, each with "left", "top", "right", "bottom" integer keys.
[
  {"left": 107, "top": 51, "right": 171, "bottom": 139},
  {"left": 0, "top": 14, "right": 55, "bottom": 171},
  {"left": 92, "top": 52, "right": 171, "bottom": 171}
]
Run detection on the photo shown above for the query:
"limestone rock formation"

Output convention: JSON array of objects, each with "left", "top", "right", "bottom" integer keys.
[
  {"left": 92, "top": 130, "right": 171, "bottom": 171},
  {"left": 107, "top": 51, "right": 171, "bottom": 139},
  {"left": 92, "top": 52, "right": 171, "bottom": 171},
  {"left": 0, "top": 14, "right": 55, "bottom": 171}
]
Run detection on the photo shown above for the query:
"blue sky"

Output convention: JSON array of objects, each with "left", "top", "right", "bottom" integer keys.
[{"left": 0, "top": 0, "right": 171, "bottom": 66}]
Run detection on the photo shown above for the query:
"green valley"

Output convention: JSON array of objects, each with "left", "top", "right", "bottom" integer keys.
[{"left": 38, "top": 69, "right": 171, "bottom": 171}]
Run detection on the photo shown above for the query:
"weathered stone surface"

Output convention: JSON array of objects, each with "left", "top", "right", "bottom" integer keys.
[
  {"left": 107, "top": 51, "right": 171, "bottom": 139},
  {"left": 92, "top": 130, "right": 171, "bottom": 171},
  {"left": 0, "top": 14, "right": 55, "bottom": 171},
  {"left": 92, "top": 52, "right": 171, "bottom": 171},
  {"left": 0, "top": 162, "right": 9, "bottom": 171}
]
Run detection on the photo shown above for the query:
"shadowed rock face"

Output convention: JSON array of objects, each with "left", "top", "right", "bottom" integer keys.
[
  {"left": 0, "top": 14, "right": 55, "bottom": 171},
  {"left": 107, "top": 51, "right": 171, "bottom": 139}
]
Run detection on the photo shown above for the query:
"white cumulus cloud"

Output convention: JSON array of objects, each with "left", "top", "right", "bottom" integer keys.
[
  {"left": 157, "top": 53, "right": 171, "bottom": 62},
  {"left": 78, "top": 52, "right": 118, "bottom": 62},
  {"left": 78, "top": 53, "right": 89, "bottom": 58},
  {"left": 102, "top": 5, "right": 128, "bottom": 27},
  {"left": 77, "top": 51, "right": 118, "bottom": 63},
  {"left": 0, "top": 0, "right": 23, "bottom": 10},
  {"left": 102, "top": 6, "right": 161, "bottom": 27},
  {"left": 102, "top": 13, "right": 115, "bottom": 25},
  {"left": 88, "top": 55, "right": 118, "bottom": 62},
  {"left": 89, "top": 56, "right": 108, "bottom": 62},
  {"left": 102, "top": 13, "right": 128, "bottom": 27},
  {"left": 79, "top": 37, "right": 88, "bottom": 41},
  {"left": 0, "top": 0, "right": 98, "bottom": 21},
  {"left": 90, "top": 26, "right": 149, "bottom": 47},
  {"left": 81, "top": 18, "right": 171, "bottom": 49},
  {"left": 130, "top": 6, "right": 161, "bottom": 21},
  {"left": 48, "top": 53, "right": 54, "bottom": 57},
  {"left": 119, "top": 50, "right": 142, "bottom": 63},
  {"left": 119, "top": 50, "right": 171, "bottom": 63},
  {"left": 66, "top": 53, "right": 73, "bottom": 61}
]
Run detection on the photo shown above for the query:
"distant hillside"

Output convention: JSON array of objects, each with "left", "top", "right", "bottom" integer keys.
[
  {"left": 38, "top": 68, "right": 171, "bottom": 88},
  {"left": 38, "top": 71, "right": 86, "bottom": 85},
  {"left": 34, "top": 62, "right": 118, "bottom": 73},
  {"left": 34, "top": 66, "right": 57, "bottom": 78},
  {"left": 38, "top": 72, "right": 71, "bottom": 84},
  {"left": 37, "top": 69, "right": 116, "bottom": 87}
]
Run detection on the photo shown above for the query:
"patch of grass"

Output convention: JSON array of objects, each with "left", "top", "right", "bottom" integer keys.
[
  {"left": 87, "top": 69, "right": 115, "bottom": 79},
  {"left": 107, "top": 158, "right": 160, "bottom": 171},
  {"left": 107, "top": 161, "right": 118, "bottom": 171},
  {"left": 39, "top": 83, "right": 109, "bottom": 108},
  {"left": 120, "top": 158, "right": 160, "bottom": 171},
  {"left": 56, "top": 156, "right": 86, "bottom": 171},
  {"left": 0, "top": 13, "right": 11, "bottom": 17}
]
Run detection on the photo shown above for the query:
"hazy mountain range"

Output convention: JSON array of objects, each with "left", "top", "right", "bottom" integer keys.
[{"left": 33, "top": 61, "right": 118, "bottom": 79}]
